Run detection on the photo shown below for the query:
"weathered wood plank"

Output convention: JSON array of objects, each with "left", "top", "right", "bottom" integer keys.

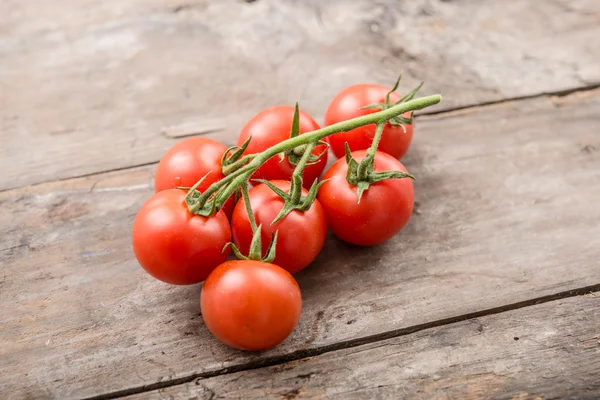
[
  {"left": 1, "top": 0, "right": 600, "bottom": 190},
  {"left": 1, "top": 92, "right": 600, "bottom": 399},
  {"left": 130, "top": 294, "right": 600, "bottom": 400}
]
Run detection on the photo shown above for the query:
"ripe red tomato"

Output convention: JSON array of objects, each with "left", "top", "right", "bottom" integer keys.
[
  {"left": 324, "top": 84, "right": 414, "bottom": 159},
  {"left": 318, "top": 150, "right": 414, "bottom": 246},
  {"left": 132, "top": 189, "right": 231, "bottom": 285},
  {"left": 154, "top": 137, "right": 234, "bottom": 218},
  {"left": 231, "top": 180, "right": 327, "bottom": 274},
  {"left": 201, "top": 260, "right": 302, "bottom": 350},
  {"left": 237, "top": 106, "right": 327, "bottom": 187}
]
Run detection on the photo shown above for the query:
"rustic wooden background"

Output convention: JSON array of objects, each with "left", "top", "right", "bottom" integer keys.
[{"left": 1, "top": 0, "right": 599, "bottom": 399}]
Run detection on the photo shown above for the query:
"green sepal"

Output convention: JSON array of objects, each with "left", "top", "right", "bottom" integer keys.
[
  {"left": 187, "top": 197, "right": 219, "bottom": 217},
  {"left": 221, "top": 136, "right": 251, "bottom": 167},
  {"left": 286, "top": 151, "right": 299, "bottom": 166},
  {"left": 301, "top": 178, "right": 327, "bottom": 210},
  {"left": 224, "top": 229, "right": 279, "bottom": 263},
  {"left": 254, "top": 179, "right": 296, "bottom": 225},
  {"left": 254, "top": 179, "right": 290, "bottom": 199},
  {"left": 222, "top": 241, "right": 233, "bottom": 254},
  {"left": 307, "top": 141, "right": 330, "bottom": 165},
  {"left": 184, "top": 172, "right": 223, "bottom": 217},
  {"left": 272, "top": 203, "right": 295, "bottom": 225},
  {"left": 369, "top": 170, "right": 415, "bottom": 183},
  {"left": 356, "top": 152, "right": 374, "bottom": 181},
  {"left": 262, "top": 231, "right": 279, "bottom": 263},
  {"left": 356, "top": 181, "right": 370, "bottom": 204},
  {"left": 361, "top": 103, "right": 384, "bottom": 110},
  {"left": 226, "top": 242, "right": 251, "bottom": 261},
  {"left": 359, "top": 77, "right": 422, "bottom": 130},
  {"left": 344, "top": 142, "right": 361, "bottom": 185},
  {"left": 389, "top": 114, "right": 413, "bottom": 130},
  {"left": 391, "top": 115, "right": 413, "bottom": 125},
  {"left": 343, "top": 141, "right": 416, "bottom": 203},
  {"left": 253, "top": 177, "right": 326, "bottom": 225},
  {"left": 184, "top": 188, "right": 202, "bottom": 207},
  {"left": 248, "top": 223, "right": 264, "bottom": 260},
  {"left": 184, "top": 172, "right": 210, "bottom": 206},
  {"left": 393, "top": 81, "right": 423, "bottom": 105},
  {"left": 386, "top": 74, "right": 402, "bottom": 106},
  {"left": 362, "top": 74, "right": 403, "bottom": 111},
  {"left": 290, "top": 102, "right": 301, "bottom": 139}
]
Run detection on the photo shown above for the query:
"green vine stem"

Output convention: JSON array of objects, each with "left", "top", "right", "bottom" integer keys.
[
  {"left": 190, "top": 93, "right": 442, "bottom": 215},
  {"left": 225, "top": 181, "right": 279, "bottom": 262},
  {"left": 289, "top": 142, "right": 315, "bottom": 204},
  {"left": 357, "top": 122, "right": 385, "bottom": 181}
]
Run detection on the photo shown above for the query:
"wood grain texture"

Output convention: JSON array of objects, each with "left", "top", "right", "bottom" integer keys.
[
  {"left": 2, "top": 0, "right": 600, "bottom": 190},
  {"left": 1, "top": 91, "right": 599, "bottom": 399},
  {"left": 129, "top": 294, "right": 600, "bottom": 400}
]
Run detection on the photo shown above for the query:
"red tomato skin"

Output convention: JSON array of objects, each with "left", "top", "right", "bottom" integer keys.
[
  {"left": 237, "top": 106, "right": 327, "bottom": 187},
  {"left": 231, "top": 180, "right": 327, "bottom": 274},
  {"left": 324, "top": 84, "right": 414, "bottom": 159},
  {"left": 318, "top": 150, "right": 414, "bottom": 246},
  {"left": 154, "top": 137, "right": 234, "bottom": 218},
  {"left": 132, "top": 189, "right": 231, "bottom": 285},
  {"left": 201, "top": 260, "right": 302, "bottom": 350}
]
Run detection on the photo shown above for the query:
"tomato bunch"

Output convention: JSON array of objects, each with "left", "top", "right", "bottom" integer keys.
[{"left": 132, "top": 78, "right": 440, "bottom": 351}]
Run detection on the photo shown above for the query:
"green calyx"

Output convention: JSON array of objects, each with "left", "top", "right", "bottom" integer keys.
[
  {"left": 279, "top": 103, "right": 329, "bottom": 167},
  {"left": 225, "top": 227, "right": 279, "bottom": 263},
  {"left": 255, "top": 177, "right": 325, "bottom": 225},
  {"left": 221, "top": 137, "right": 254, "bottom": 176},
  {"left": 224, "top": 183, "right": 279, "bottom": 262},
  {"left": 182, "top": 172, "right": 219, "bottom": 216},
  {"left": 362, "top": 75, "right": 423, "bottom": 130},
  {"left": 344, "top": 142, "right": 415, "bottom": 203},
  {"left": 256, "top": 132, "right": 325, "bottom": 224}
]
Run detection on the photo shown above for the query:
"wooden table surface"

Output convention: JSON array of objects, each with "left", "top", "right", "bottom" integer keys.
[{"left": 1, "top": 1, "right": 599, "bottom": 399}]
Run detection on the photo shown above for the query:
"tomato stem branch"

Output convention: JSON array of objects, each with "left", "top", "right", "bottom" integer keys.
[
  {"left": 254, "top": 94, "right": 440, "bottom": 161},
  {"left": 356, "top": 122, "right": 385, "bottom": 181},
  {"left": 241, "top": 182, "right": 257, "bottom": 232},
  {"left": 290, "top": 142, "right": 315, "bottom": 204},
  {"left": 189, "top": 93, "right": 441, "bottom": 215},
  {"left": 368, "top": 122, "right": 386, "bottom": 158}
]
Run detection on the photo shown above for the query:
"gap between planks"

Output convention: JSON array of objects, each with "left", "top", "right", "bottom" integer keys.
[
  {"left": 82, "top": 283, "right": 600, "bottom": 400},
  {"left": 418, "top": 82, "right": 600, "bottom": 119},
  {"left": 2, "top": 83, "right": 600, "bottom": 196}
]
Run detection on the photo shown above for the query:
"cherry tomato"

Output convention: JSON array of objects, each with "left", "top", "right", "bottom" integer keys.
[
  {"left": 318, "top": 150, "right": 414, "bottom": 246},
  {"left": 324, "top": 84, "right": 414, "bottom": 159},
  {"left": 132, "top": 189, "right": 231, "bottom": 285},
  {"left": 154, "top": 137, "right": 234, "bottom": 218},
  {"left": 237, "top": 106, "right": 327, "bottom": 187},
  {"left": 201, "top": 260, "right": 302, "bottom": 350},
  {"left": 231, "top": 180, "right": 327, "bottom": 274}
]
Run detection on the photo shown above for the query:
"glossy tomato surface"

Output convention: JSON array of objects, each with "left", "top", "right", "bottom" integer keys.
[
  {"left": 231, "top": 180, "right": 327, "bottom": 274},
  {"left": 201, "top": 260, "right": 302, "bottom": 350},
  {"left": 237, "top": 106, "right": 327, "bottom": 186},
  {"left": 318, "top": 150, "right": 414, "bottom": 246},
  {"left": 324, "top": 84, "right": 414, "bottom": 159},
  {"left": 132, "top": 189, "right": 231, "bottom": 285},
  {"left": 154, "top": 137, "right": 234, "bottom": 218}
]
